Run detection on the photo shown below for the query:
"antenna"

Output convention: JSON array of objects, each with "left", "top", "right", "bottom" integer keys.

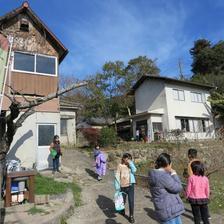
[{"left": 178, "top": 59, "right": 184, "bottom": 80}]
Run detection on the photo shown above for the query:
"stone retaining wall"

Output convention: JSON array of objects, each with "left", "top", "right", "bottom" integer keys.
[{"left": 106, "top": 140, "right": 224, "bottom": 173}]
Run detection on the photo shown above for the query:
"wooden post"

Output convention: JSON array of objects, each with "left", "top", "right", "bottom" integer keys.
[
  {"left": 28, "top": 175, "right": 35, "bottom": 203},
  {"left": 5, "top": 176, "right": 11, "bottom": 207}
]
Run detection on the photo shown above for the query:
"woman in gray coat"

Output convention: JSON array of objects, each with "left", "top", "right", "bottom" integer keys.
[{"left": 149, "top": 153, "right": 184, "bottom": 224}]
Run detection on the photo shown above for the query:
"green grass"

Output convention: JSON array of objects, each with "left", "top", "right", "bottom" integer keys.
[
  {"left": 208, "top": 172, "right": 224, "bottom": 214},
  {"left": 27, "top": 206, "right": 49, "bottom": 215},
  {"left": 35, "top": 174, "right": 82, "bottom": 206}
]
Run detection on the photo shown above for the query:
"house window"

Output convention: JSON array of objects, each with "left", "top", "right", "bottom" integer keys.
[
  {"left": 173, "top": 89, "right": 185, "bottom": 101},
  {"left": 38, "top": 124, "right": 55, "bottom": 146},
  {"left": 14, "top": 52, "right": 35, "bottom": 72},
  {"left": 20, "top": 18, "right": 29, "bottom": 32},
  {"left": 60, "top": 119, "right": 67, "bottom": 136},
  {"left": 202, "top": 120, "right": 206, "bottom": 132},
  {"left": 194, "top": 119, "right": 207, "bottom": 132},
  {"left": 191, "top": 92, "right": 204, "bottom": 103},
  {"left": 180, "top": 118, "right": 190, "bottom": 132},
  {"left": 36, "top": 55, "right": 56, "bottom": 75},
  {"left": 13, "top": 52, "right": 57, "bottom": 76},
  {"left": 177, "top": 118, "right": 208, "bottom": 133}
]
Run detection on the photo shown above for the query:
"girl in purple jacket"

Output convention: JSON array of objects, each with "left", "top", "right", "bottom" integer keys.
[{"left": 95, "top": 147, "right": 107, "bottom": 181}]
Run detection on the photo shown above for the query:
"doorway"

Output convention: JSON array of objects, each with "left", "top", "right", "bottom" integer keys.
[{"left": 36, "top": 123, "right": 56, "bottom": 170}]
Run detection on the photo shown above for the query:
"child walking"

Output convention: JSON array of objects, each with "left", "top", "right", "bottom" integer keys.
[
  {"left": 114, "top": 153, "right": 137, "bottom": 223},
  {"left": 95, "top": 147, "right": 107, "bottom": 181},
  {"left": 186, "top": 161, "right": 210, "bottom": 224}
]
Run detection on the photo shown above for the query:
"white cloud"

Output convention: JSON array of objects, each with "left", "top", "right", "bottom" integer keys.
[{"left": 60, "top": 0, "right": 190, "bottom": 78}]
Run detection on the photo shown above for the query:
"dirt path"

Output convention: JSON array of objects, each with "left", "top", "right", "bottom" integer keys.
[{"left": 62, "top": 150, "right": 223, "bottom": 224}]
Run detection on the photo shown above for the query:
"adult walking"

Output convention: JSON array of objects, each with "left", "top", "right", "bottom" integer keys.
[
  {"left": 149, "top": 153, "right": 184, "bottom": 224},
  {"left": 49, "top": 135, "right": 62, "bottom": 174},
  {"left": 115, "top": 153, "right": 137, "bottom": 223}
]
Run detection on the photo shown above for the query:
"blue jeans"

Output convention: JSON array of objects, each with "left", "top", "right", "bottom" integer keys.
[
  {"left": 162, "top": 216, "right": 182, "bottom": 224},
  {"left": 121, "top": 184, "right": 135, "bottom": 216},
  {"left": 53, "top": 156, "right": 60, "bottom": 171}
]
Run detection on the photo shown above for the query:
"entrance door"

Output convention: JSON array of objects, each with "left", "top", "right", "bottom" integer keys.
[
  {"left": 152, "top": 122, "right": 163, "bottom": 141},
  {"left": 36, "top": 123, "right": 56, "bottom": 170},
  {"left": 136, "top": 120, "right": 148, "bottom": 141}
]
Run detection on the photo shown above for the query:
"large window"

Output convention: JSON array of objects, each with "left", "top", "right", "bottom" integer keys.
[
  {"left": 38, "top": 124, "right": 55, "bottom": 146},
  {"left": 13, "top": 52, "right": 57, "bottom": 76},
  {"left": 14, "top": 52, "right": 34, "bottom": 72},
  {"left": 173, "top": 89, "right": 185, "bottom": 101},
  {"left": 180, "top": 118, "right": 190, "bottom": 132},
  {"left": 191, "top": 92, "right": 204, "bottom": 103},
  {"left": 176, "top": 117, "right": 208, "bottom": 133}
]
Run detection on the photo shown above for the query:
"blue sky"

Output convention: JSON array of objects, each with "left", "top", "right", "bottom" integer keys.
[{"left": 1, "top": 0, "right": 224, "bottom": 80}]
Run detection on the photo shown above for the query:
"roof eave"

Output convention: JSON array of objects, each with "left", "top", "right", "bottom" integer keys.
[{"left": 0, "top": 2, "right": 68, "bottom": 63}]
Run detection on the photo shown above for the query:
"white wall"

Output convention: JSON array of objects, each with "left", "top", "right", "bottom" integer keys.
[
  {"left": 60, "top": 110, "right": 76, "bottom": 145},
  {"left": 135, "top": 79, "right": 166, "bottom": 114},
  {"left": 7, "top": 112, "right": 60, "bottom": 170},
  {"left": 164, "top": 83, "right": 215, "bottom": 138}
]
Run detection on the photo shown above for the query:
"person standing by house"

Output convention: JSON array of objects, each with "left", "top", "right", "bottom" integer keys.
[
  {"left": 136, "top": 129, "right": 140, "bottom": 141},
  {"left": 149, "top": 153, "right": 184, "bottom": 224},
  {"left": 49, "top": 135, "right": 62, "bottom": 174},
  {"left": 186, "top": 161, "right": 210, "bottom": 224},
  {"left": 114, "top": 153, "right": 137, "bottom": 223},
  {"left": 95, "top": 147, "right": 107, "bottom": 181}
]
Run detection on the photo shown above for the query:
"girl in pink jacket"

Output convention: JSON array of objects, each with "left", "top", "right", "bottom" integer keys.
[{"left": 186, "top": 161, "right": 210, "bottom": 224}]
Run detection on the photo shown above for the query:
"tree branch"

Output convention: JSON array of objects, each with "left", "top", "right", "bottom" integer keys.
[
  {"left": 4, "top": 93, "right": 16, "bottom": 103},
  {"left": 15, "top": 108, "right": 35, "bottom": 129},
  {"left": 18, "top": 81, "right": 87, "bottom": 110}
]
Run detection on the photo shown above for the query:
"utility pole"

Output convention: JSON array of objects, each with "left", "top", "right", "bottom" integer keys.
[{"left": 178, "top": 59, "right": 184, "bottom": 80}]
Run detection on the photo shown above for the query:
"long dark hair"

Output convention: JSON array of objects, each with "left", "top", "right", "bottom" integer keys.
[
  {"left": 53, "top": 135, "right": 60, "bottom": 144},
  {"left": 191, "top": 161, "right": 205, "bottom": 176},
  {"left": 188, "top": 148, "right": 197, "bottom": 159},
  {"left": 155, "top": 153, "right": 171, "bottom": 169},
  {"left": 121, "top": 153, "right": 130, "bottom": 164}
]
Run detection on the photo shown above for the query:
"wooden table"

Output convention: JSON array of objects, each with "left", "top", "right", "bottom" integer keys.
[{"left": 5, "top": 170, "right": 36, "bottom": 207}]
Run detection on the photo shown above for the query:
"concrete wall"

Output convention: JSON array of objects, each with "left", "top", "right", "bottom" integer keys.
[
  {"left": 7, "top": 111, "right": 60, "bottom": 170},
  {"left": 135, "top": 79, "right": 166, "bottom": 114},
  {"left": 164, "top": 83, "right": 215, "bottom": 139},
  {"left": 60, "top": 110, "right": 76, "bottom": 145}
]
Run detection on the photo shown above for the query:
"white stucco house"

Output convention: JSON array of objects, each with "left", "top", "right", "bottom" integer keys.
[
  {"left": 60, "top": 99, "right": 80, "bottom": 146},
  {"left": 129, "top": 75, "right": 215, "bottom": 141}
]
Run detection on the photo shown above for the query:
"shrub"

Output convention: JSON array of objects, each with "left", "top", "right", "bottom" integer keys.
[
  {"left": 99, "top": 127, "right": 117, "bottom": 147},
  {"left": 81, "top": 128, "right": 100, "bottom": 146}
]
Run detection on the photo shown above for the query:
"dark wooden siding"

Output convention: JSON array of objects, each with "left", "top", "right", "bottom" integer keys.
[{"left": 10, "top": 71, "right": 58, "bottom": 96}]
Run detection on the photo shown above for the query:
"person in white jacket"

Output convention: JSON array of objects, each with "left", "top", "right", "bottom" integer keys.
[{"left": 114, "top": 153, "right": 137, "bottom": 223}]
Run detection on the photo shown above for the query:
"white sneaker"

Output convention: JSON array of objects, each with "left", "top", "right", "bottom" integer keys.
[{"left": 98, "top": 176, "right": 102, "bottom": 181}]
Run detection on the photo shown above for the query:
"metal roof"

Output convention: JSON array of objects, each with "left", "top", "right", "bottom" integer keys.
[{"left": 128, "top": 75, "right": 214, "bottom": 95}]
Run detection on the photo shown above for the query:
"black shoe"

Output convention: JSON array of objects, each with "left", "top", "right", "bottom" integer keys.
[
  {"left": 119, "top": 209, "right": 125, "bottom": 216},
  {"left": 129, "top": 216, "right": 135, "bottom": 223}
]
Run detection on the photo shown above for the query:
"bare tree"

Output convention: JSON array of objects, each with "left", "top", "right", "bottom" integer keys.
[{"left": 0, "top": 81, "right": 87, "bottom": 192}]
